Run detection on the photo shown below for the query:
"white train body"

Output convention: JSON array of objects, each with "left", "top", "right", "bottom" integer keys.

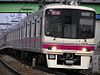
[
  {"left": 42, "top": 4, "right": 96, "bottom": 69},
  {"left": 0, "top": 4, "right": 96, "bottom": 70}
]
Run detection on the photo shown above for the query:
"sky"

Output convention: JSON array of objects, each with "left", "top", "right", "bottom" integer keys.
[
  {"left": 0, "top": 13, "right": 26, "bottom": 36},
  {"left": 0, "top": 13, "right": 26, "bottom": 29}
]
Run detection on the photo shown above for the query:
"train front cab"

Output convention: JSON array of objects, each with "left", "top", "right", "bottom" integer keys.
[{"left": 42, "top": 6, "right": 96, "bottom": 70}]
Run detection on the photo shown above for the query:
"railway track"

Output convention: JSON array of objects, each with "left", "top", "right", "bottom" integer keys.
[
  {"left": 0, "top": 54, "right": 67, "bottom": 75},
  {"left": 0, "top": 54, "right": 89, "bottom": 75},
  {"left": 0, "top": 61, "right": 20, "bottom": 75}
]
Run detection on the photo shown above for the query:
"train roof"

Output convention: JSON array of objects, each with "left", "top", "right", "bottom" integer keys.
[{"left": 44, "top": 4, "right": 95, "bottom": 12}]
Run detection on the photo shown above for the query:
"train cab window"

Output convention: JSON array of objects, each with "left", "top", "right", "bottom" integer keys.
[
  {"left": 45, "top": 9, "right": 76, "bottom": 38},
  {"left": 45, "top": 9, "right": 95, "bottom": 39},
  {"left": 79, "top": 11, "right": 95, "bottom": 39}
]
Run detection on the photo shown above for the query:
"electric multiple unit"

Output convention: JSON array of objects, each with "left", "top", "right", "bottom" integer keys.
[{"left": 0, "top": 4, "right": 96, "bottom": 70}]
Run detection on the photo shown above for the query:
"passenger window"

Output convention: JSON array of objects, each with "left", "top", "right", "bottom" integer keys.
[
  {"left": 23, "top": 25, "right": 26, "bottom": 38},
  {"left": 27, "top": 23, "right": 30, "bottom": 38},
  {"left": 29, "top": 21, "right": 31, "bottom": 37},
  {"left": 36, "top": 18, "right": 41, "bottom": 36},
  {"left": 24, "top": 23, "right": 27, "bottom": 38},
  {"left": 31, "top": 21, "right": 35, "bottom": 37},
  {"left": 34, "top": 19, "right": 36, "bottom": 36},
  {"left": 40, "top": 17, "right": 42, "bottom": 36}
]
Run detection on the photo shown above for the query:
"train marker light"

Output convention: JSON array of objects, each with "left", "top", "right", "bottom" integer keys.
[
  {"left": 52, "top": 46, "right": 57, "bottom": 50},
  {"left": 48, "top": 54, "right": 56, "bottom": 59},
  {"left": 82, "top": 48, "right": 87, "bottom": 52}
]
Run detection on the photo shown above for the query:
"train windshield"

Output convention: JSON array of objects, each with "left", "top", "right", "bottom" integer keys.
[
  {"left": 79, "top": 11, "right": 95, "bottom": 39},
  {"left": 45, "top": 9, "right": 95, "bottom": 39}
]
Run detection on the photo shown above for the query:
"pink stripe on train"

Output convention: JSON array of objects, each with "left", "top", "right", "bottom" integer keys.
[{"left": 42, "top": 44, "right": 94, "bottom": 51}]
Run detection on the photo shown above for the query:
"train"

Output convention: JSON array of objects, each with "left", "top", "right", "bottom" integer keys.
[{"left": 0, "top": 2, "right": 96, "bottom": 71}]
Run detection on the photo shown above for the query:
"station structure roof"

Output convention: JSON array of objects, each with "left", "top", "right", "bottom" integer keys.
[{"left": 0, "top": 2, "right": 100, "bottom": 14}]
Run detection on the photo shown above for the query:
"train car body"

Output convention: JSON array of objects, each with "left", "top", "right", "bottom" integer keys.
[{"left": 0, "top": 3, "right": 96, "bottom": 70}]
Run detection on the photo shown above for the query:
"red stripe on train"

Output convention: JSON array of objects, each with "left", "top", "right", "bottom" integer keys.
[{"left": 42, "top": 44, "right": 94, "bottom": 51}]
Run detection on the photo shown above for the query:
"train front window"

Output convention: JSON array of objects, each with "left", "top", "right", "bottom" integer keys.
[
  {"left": 45, "top": 9, "right": 95, "bottom": 39},
  {"left": 79, "top": 11, "right": 95, "bottom": 38},
  {"left": 45, "top": 9, "right": 77, "bottom": 38}
]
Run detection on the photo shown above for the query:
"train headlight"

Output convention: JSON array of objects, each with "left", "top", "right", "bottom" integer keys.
[
  {"left": 82, "top": 48, "right": 87, "bottom": 52},
  {"left": 52, "top": 46, "right": 57, "bottom": 50}
]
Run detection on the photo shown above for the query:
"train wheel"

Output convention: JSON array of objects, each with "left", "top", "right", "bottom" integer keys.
[
  {"left": 35, "top": 53, "right": 47, "bottom": 67},
  {"left": 35, "top": 53, "right": 42, "bottom": 65},
  {"left": 32, "top": 58, "right": 36, "bottom": 68},
  {"left": 79, "top": 69, "right": 93, "bottom": 75}
]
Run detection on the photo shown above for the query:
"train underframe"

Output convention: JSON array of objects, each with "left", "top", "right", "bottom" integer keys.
[
  {"left": 1, "top": 48, "right": 92, "bottom": 68},
  {"left": 1, "top": 48, "right": 47, "bottom": 67},
  {"left": 0, "top": 48, "right": 92, "bottom": 75}
]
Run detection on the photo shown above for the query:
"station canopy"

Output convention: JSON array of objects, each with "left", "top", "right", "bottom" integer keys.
[{"left": 0, "top": 2, "right": 100, "bottom": 14}]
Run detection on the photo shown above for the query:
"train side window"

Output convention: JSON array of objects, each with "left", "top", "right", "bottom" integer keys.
[
  {"left": 21, "top": 28, "right": 23, "bottom": 39},
  {"left": 14, "top": 31, "right": 16, "bottom": 39},
  {"left": 8, "top": 33, "right": 10, "bottom": 41},
  {"left": 17, "top": 30, "right": 19, "bottom": 39},
  {"left": 27, "top": 23, "right": 30, "bottom": 38},
  {"left": 25, "top": 23, "right": 27, "bottom": 38},
  {"left": 36, "top": 18, "right": 40, "bottom": 36},
  {"left": 12, "top": 32, "right": 13, "bottom": 40},
  {"left": 7, "top": 33, "right": 8, "bottom": 41},
  {"left": 20, "top": 29, "right": 21, "bottom": 39},
  {"left": 13, "top": 31, "right": 15, "bottom": 39},
  {"left": 17, "top": 30, "right": 18, "bottom": 39},
  {"left": 19, "top": 29, "right": 20, "bottom": 39},
  {"left": 13, "top": 31, "right": 14, "bottom": 39},
  {"left": 16, "top": 30, "right": 18, "bottom": 39},
  {"left": 10, "top": 32, "right": 11, "bottom": 40},
  {"left": 29, "top": 21, "right": 31, "bottom": 37},
  {"left": 40, "top": 17, "right": 42, "bottom": 36},
  {"left": 34, "top": 19, "right": 36, "bottom": 36},
  {"left": 14, "top": 31, "right": 15, "bottom": 39},
  {"left": 15, "top": 30, "right": 16, "bottom": 39},
  {"left": 23, "top": 25, "right": 26, "bottom": 38},
  {"left": 31, "top": 21, "right": 35, "bottom": 37},
  {"left": 13, "top": 31, "right": 15, "bottom": 40},
  {"left": 16, "top": 30, "right": 17, "bottom": 39}
]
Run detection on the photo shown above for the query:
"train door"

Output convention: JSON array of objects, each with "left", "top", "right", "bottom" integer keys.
[{"left": 34, "top": 17, "right": 42, "bottom": 52}]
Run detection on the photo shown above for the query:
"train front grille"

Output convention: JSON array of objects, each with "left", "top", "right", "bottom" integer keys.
[{"left": 57, "top": 53, "right": 81, "bottom": 65}]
